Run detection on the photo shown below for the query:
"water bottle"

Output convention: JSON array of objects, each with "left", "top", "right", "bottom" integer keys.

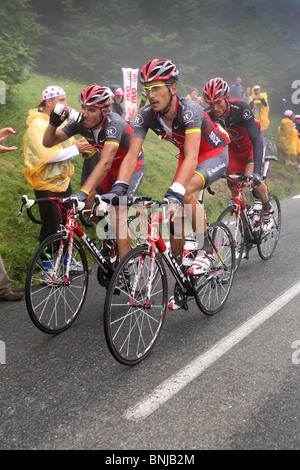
[
  {"left": 253, "top": 200, "right": 262, "bottom": 231},
  {"left": 253, "top": 200, "right": 262, "bottom": 221},
  {"left": 182, "top": 234, "right": 198, "bottom": 266},
  {"left": 53, "top": 103, "right": 83, "bottom": 123},
  {"left": 246, "top": 204, "right": 254, "bottom": 220}
]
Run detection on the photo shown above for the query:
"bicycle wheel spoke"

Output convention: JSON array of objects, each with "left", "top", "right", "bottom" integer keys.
[
  {"left": 193, "top": 221, "right": 234, "bottom": 315},
  {"left": 257, "top": 194, "right": 281, "bottom": 260},
  {"left": 104, "top": 245, "right": 167, "bottom": 365},
  {"left": 218, "top": 205, "right": 244, "bottom": 272},
  {"left": 26, "top": 234, "right": 88, "bottom": 333}
]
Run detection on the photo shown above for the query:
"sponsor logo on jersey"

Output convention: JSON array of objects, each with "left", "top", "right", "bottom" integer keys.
[
  {"left": 135, "top": 114, "right": 144, "bottom": 126},
  {"left": 182, "top": 110, "right": 194, "bottom": 123},
  {"left": 243, "top": 109, "right": 252, "bottom": 120},
  {"left": 106, "top": 126, "right": 117, "bottom": 137}
]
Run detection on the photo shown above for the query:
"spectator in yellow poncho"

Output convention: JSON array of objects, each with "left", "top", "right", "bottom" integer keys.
[
  {"left": 23, "top": 86, "right": 92, "bottom": 244},
  {"left": 248, "top": 85, "right": 269, "bottom": 131},
  {"left": 278, "top": 110, "right": 300, "bottom": 166}
]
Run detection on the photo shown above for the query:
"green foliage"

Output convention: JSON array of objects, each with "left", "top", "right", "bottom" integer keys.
[
  {"left": 0, "top": 0, "right": 299, "bottom": 291},
  {"left": 25, "top": 0, "right": 300, "bottom": 114},
  {"left": 0, "top": 0, "right": 45, "bottom": 87},
  {"left": 1, "top": 73, "right": 300, "bottom": 291}
]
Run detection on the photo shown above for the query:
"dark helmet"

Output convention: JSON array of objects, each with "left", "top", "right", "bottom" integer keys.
[
  {"left": 139, "top": 59, "right": 179, "bottom": 84},
  {"left": 109, "top": 84, "right": 124, "bottom": 104},
  {"left": 79, "top": 85, "right": 113, "bottom": 107},
  {"left": 203, "top": 77, "right": 229, "bottom": 104}
]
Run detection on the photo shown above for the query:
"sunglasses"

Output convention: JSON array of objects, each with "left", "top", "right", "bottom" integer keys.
[{"left": 142, "top": 83, "right": 168, "bottom": 95}]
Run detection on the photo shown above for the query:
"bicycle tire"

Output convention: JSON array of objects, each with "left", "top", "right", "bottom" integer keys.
[
  {"left": 104, "top": 244, "right": 168, "bottom": 365},
  {"left": 192, "top": 221, "right": 235, "bottom": 315},
  {"left": 257, "top": 193, "right": 281, "bottom": 260},
  {"left": 25, "top": 232, "right": 89, "bottom": 334},
  {"left": 218, "top": 205, "right": 245, "bottom": 272}
]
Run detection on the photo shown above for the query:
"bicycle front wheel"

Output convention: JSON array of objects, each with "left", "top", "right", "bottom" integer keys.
[
  {"left": 218, "top": 205, "right": 244, "bottom": 272},
  {"left": 25, "top": 232, "right": 89, "bottom": 334},
  {"left": 257, "top": 194, "right": 281, "bottom": 260},
  {"left": 192, "top": 221, "right": 235, "bottom": 315},
  {"left": 104, "top": 244, "right": 168, "bottom": 365}
]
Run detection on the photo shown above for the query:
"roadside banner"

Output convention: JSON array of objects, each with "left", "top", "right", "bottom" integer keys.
[{"left": 122, "top": 67, "right": 139, "bottom": 120}]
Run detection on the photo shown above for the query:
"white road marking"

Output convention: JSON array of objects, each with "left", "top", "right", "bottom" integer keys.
[
  {"left": 124, "top": 281, "right": 300, "bottom": 421},
  {"left": 292, "top": 195, "right": 300, "bottom": 199}
]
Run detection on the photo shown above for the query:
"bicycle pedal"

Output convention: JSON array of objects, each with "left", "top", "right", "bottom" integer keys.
[{"left": 183, "top": 302, "right": 189, "bottom": 311}]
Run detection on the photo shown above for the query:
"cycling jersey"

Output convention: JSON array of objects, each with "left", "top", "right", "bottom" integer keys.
[
  {"left": 62, "top": 111, "right": 144, "bottom": 171},
  {"left": 206, "top": 99, "right": 264, "bottom": 175},
  {"left": 133, "top": 96, "right": 230, "bottom": 162}
]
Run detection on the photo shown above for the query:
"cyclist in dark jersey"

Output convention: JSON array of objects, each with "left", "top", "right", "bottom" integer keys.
[
  {"left": 101, "top": 59, "right": 230, "bottom": 309},
  {"left": 203, "top": 77, "right": 272, "bottom": 223},
  {"left": 43, "top": 85, "right": 144, "bottom": 261}
]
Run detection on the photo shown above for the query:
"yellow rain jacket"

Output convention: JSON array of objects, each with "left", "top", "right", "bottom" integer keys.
[
  {"left": 23, "top": 110, "right": 76, "bottom": 192},
  {"left": 279, "top": 117, "right": 300, "bottom": 154},
  {"left": 249, "top": 89, "right": 269, "bottom": 131}
]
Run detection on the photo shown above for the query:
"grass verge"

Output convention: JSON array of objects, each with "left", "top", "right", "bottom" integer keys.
[{"left": 1, "top": 73, "right": 300, "bottom": 290}]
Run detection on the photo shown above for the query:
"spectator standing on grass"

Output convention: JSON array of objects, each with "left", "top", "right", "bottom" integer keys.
[
  {"left": 0, "top": 127, "right": 23, "bottom": 301},
  {"left": 229, "top": 76, "right": 244, "bottom": 100},
  {"left": 248, "top": 85, "right": 269, "bottom": 131},
  {"left": 278, "top": 110, "right": 300, "bottom": 166},
  {"left": 23, "top": 86, "right": 92, "bottom": 282},
  {"left": 186, "top": 87, "right": 204, "bottom": 106},
  {"left": 23, "top": 86, "right": 92, "bottom": 245}
]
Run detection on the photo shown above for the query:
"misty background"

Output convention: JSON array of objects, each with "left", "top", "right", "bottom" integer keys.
[{"left": 0, "top": 0, "right": 300, "bottom": 113}]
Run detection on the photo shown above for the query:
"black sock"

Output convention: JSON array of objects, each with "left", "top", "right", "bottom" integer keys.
[
  {"left": 197, "top": 231, "right": 212, "bottom": 254},
  {"left": 262, "top": 201, "right": 272, "bottom": 211}
]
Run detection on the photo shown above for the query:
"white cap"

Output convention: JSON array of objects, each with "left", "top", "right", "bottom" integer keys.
[{"left": 38, "top": 86, "right": 66, "bottom": 107}]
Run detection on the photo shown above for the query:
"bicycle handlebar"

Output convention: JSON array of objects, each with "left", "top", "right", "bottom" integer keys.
[{"left": 18, "top": 195, "right": 95, "bottom": 228}]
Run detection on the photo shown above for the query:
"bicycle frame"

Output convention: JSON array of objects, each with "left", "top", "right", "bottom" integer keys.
[
  {"left": 62, "top": 206, "right": 117, "bottom": 282},
  {"left": 130, "top": 203, "right": 228, "bottom": 305},
  {"left": 20, "top": 195, "right": 116, "bottom": 283},
  {"left": 224, "top": 155, "right": 280, "bottom": 248},
  {"left": 228, "top": 177, "right": 255, "bottom": 242}
]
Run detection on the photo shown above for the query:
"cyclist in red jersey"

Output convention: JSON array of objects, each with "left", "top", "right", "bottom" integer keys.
[
  {"left": 203, "top": 77, "right": 272, "bottom": 223},
  {"left": 43, "top": 85, "right": 144, "bottom": 262},
  {"left": 101, "top": 59, "right": 230, "bottom": 310}
]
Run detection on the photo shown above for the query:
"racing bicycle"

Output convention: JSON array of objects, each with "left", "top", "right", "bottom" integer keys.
[
  {"left": 217, "top": 155, "right": 281, "bottom": 272},
  {"left": 18, "top": 195, "right": 142, "bottom": 334},
  {"left": 103, "top": 198, "right": 235, "bottom": 366}
]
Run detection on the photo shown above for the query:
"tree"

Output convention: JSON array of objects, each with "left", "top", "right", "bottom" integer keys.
[
  {"left": 15, "top": 0, "right": 300, "bottom": 113},
  {"left": 0, "top": 0, "right": 45, "bottom": 87}
]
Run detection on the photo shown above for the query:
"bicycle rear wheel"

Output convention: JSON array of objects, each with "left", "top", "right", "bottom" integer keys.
[
  {"left": 192, "top": 221, "right": 235, "bottom": 315},
  {"left": 218, "top": 205, "right": 244, "bottom": 272},
  {"left": 257, "top": 194, "right": 281, "bottom": 260},
  {"left": 104, "top": 244, "right": 168, "bottom": 365},
  {"left": 25, "top": 232, "right": 88, "bottom": 334}
]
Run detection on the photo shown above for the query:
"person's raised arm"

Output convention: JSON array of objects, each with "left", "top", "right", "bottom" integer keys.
[{"left": 43, "top": 125, "right": 68, "bottom": 148}]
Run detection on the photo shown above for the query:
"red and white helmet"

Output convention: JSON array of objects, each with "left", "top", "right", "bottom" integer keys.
[
  {"left": 110, "top": 84, "right": 124, "bottom": 96},
  {"left": 79, "top": 85, "right": 113, "bottom": 107},
  {"left": 284, "top": 109, "right": 294, "bottom": 117},
  {"left": 139, "top": 59, "right": 179, "bottom": 84},
  {"left": 203, "top": 77, "right": 229, "bottom": 104}
]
